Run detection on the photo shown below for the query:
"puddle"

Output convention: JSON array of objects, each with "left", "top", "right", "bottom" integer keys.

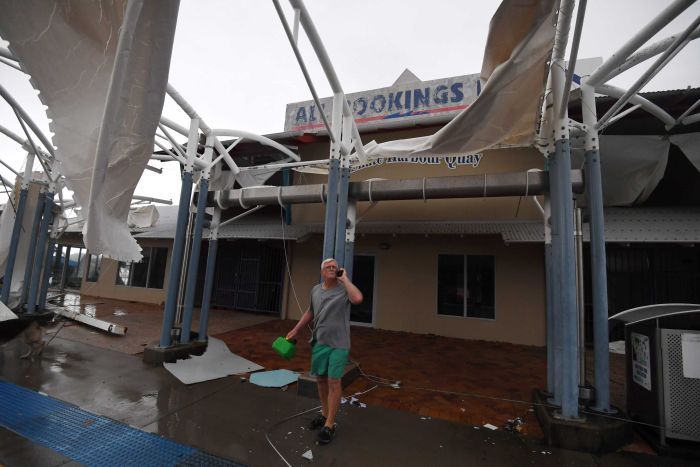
[{"left": 50, "top": 351, "right": 68, "bottom": 373}]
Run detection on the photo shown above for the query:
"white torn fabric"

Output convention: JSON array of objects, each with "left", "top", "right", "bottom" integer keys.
[
  {"left": 362, "top": 0, "right": 556, "bottom": 160},
  {"left": 572, "top": 135, "right": 670, "bottom": 206},
  {"left": 670, "top": 132, "right": 700, "bottom": 172},
  {"left": 127, "top": 205, "right": 159, "bottom": 228},
  {"left": 84, "top": 0, "right": 180, "bottom": 261},
  {"left": 301, "top": 450, "right": 313, "bottom": 461},
  {"left": 163, "top": 337, "right": 263, "bottom": 385},
  {"left": 0, "top": 0, "right": 179, "bottom": 262}
]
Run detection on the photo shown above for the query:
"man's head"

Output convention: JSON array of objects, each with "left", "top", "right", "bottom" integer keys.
[{"left": 320, "top": 258, "right": 338, "bottom": 280}]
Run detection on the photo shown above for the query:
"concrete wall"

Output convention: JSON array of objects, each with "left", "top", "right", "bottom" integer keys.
[
  {"left": 80, "top": 238, "right": 171, "bottom": 305},
  {"left": 285, "top": 234, "right": 546, "bottom": 346}
]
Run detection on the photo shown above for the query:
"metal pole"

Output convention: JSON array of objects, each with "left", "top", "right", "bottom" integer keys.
[
  {"left": 334, "top": 106, "right": 353, "bottom": 267},
  {"left": 547, "top": 157, "right": 563, "bottom": 407},
  {"left": 543, "top": 193, "right": 556, "bottom": 397},
  {"left": 181, "top": 178, "right": 209, "bottom": 344},
  {"left": 343, "top": 199, "right": 357, "bottom": 280},
  {"left": 198, "top": 209, "right": 220, "bottom": 342},
  {"left": 27, "top": 193, "right": 54, "bottom": 313},
  {"left": 575, "top": 207, "right": 585, "bottom": 386},
  {"left": 20, "top": 192, "right": 46, "bottom": 309},
  {"left": 322, "top": 93, "right": 344, "bottom": 260},
  {"left": 581, "top": 83, "right": 615, "bottom": 413},
  {"left": 159, "top": 171, "right": 194, "bottom": 346},
  {"left": 38, "top": 231, "right": 57, "bottom": 310},
  {"left": 1, "top": 188, "right": 28, "bottom": 304}
]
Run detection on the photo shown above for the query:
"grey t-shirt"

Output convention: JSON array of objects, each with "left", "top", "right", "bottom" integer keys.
[{"left": 310, "top": 283, "right": 351, "bottom": 349}]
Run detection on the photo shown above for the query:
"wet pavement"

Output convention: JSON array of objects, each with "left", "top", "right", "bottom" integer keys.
[{"left": 0, "top": 294, "right": 692, "bottom": 466}]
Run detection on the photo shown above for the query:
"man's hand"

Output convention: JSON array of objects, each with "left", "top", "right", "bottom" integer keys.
[
  {"left": 336, "top": 268, "right": 347, "bottom": 283},
  {"left": 286, "top": 329, "right": 298, "bottom": 341}
]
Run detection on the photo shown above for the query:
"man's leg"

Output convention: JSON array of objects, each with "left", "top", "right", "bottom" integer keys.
[
  {"left": 325, "top": 378, "right": 342, "bottom": 427},
  {"left": 316, "top": 375, "right": 329, "bottom": 418}
]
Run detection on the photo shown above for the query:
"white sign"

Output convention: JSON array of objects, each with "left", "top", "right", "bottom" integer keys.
[
  {"left": 285, "top": 74, "right": 480, "bottom": 133},
  {"left": 681, "top": 333, "right": 700, "bottom": 379},
  {"left": 631, "top": 332, "right": 652, "bottom": 391},
  {"left": 351, "top": 154, "right": 483, "bottom": 173}
]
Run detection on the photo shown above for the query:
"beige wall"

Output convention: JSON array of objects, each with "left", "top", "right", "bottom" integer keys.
[
  {"left": 80, "top": 238, "right": 171, "bottom": 305},
  {"left": 285, "top": 234, "right": 546, "bottom": 346}
]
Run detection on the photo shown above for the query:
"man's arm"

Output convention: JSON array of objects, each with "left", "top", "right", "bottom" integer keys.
[
  {"left": 286, "top": 308, "right": 312, "bottom": 340},
  {"left": 338, "top": 270, "right": 363, "bottom": 305}
]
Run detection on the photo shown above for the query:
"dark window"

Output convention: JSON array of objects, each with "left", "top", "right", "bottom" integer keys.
[
  {"left": 86, "top": 254, "right": 101, "bottom": 282},
  {"left": 437, "top": 254, "right": 495, "bottom": 319},
  {"left": 116, "top": 246, "right": 168, "bottom": 289}
]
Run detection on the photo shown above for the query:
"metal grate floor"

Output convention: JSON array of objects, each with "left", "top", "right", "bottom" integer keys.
[{"left": 0, "top": 380, "right": 244, "bottom": 466}]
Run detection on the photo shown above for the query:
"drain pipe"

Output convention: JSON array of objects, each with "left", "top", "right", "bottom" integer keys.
[
  {"left": 27, "top": 191, "right": 55, "bottom": 313},
  {"left": 181, "top": 135, "right": 214, "bottom": 344},
  {"left": 574, "top": 206, "right": 586, "bottom": 390},
  {"left": 198, "top": 208, "right": 220, "bottom": 342},
  {"left": 159, "top": 119, "right": 197, "bottom": 347},
  {"left": 1, "top": 153, "right": 33, "bottom": 304},
  {"left": 20, "top": 189, "right": 47, "bottom": 308}
]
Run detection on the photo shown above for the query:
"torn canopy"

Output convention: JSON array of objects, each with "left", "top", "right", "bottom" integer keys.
[
  {"left": 361, "top": 0, "right": 557, "bottom": 159},
  {"left": 0, "top": 0, "right": 179, "bottom": 262}
]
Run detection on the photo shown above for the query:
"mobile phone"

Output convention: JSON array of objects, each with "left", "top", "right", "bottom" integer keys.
[{"left": 336, "top": 269, "right": 344, "bottom": 277}]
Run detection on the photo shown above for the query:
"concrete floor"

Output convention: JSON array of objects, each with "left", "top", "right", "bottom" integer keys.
[{"left": 0, "top": 294, "right": 692, "bottom": 466}]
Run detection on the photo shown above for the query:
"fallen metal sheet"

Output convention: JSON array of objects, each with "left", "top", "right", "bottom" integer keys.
[
  {"left": 609, "top": 303, "right": 700, "bottom": 325},
  {"left": 164, "top": 337, "right": 263, "bottom": 385},
  {"left": 0, "top": 301, "right": 18, "bottom": 322},
  {"left": 249, "top": 369, "right": 299, "bottom": 388},
  {"left": 52, "top": 307, "right": 127, "bottom": 335}
]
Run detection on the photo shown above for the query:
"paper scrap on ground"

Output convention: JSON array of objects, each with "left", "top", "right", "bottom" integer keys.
[
  {"left": 302, "top": 449, "right": 313, "bottom": 460},
  {"left": 164, "top": 337, "right": 263, "bottom": 385},
  {"left": 250, "top": 369, "right": 299, "bottom": 388},
  {"left": 483, "top": 423, "right": 498, "bottom": 430}
]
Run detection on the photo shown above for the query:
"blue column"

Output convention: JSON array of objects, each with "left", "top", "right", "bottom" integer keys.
[
  {"left": 334, "top": 165, "right": 350, "bottom": 267},
  {"left": 38, "top": 236, "right": 56, "bottom": 310},
  {"left": 198, "top": 238, "right": 218, "bottom": 342},
  {"left": 282, "top": 168, "right": 292, "bottom": 225},
  {"left": 322, "top": 158, "right": 340, "bottom": 260},
  {"left": 545, "top": 241, "right": 555, "bottom": 396},
  {"left": 552, "top": 139, "right": 580, "bottom": 419},
  {"left": 159, "top": 171, "right": 194, "bottom": 347},
  {"left": 181, "top": 178, "right": 209, "bottom": 344},
  {"left": 20, "top": 192, "right": 46, "bottom": 308},
  {"left": 27, "top": 193, "right": 54, "bottom": 313},
  {"left": 547, "top": 161, "right": 562, "bottom": 407},
  {"left": 586, "top": 149, "right": 614, "bottom": 413},
  {"left": 1, "top": 188, "right": 28, "bottom": 304}
]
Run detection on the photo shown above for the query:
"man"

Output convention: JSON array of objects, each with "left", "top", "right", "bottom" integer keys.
[{"left": 286, "top": 258, "right": 363, "bottom": 444}]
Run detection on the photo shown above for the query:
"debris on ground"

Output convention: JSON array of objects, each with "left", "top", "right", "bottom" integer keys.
[
  {"left": 483, "top": 423, "right": 498, "bottom": 430},
  {"left": 504, "top": 417, "right": 524, "bottom": 433},
  {"left": 302, "top": 449, "right": 313, "bottom": 460}
]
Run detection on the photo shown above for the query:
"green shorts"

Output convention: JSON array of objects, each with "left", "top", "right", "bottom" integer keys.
[{"left": 311, "top": 343, "right": 349, "bottom": 379}]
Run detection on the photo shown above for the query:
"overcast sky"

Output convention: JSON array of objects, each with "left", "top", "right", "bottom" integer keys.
[{"left": 1, "top": 0, "right": 699, "bottom": 205}]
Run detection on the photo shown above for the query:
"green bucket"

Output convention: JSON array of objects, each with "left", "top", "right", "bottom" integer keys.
[{"left": 272, "top": 337, "right": 297, "bottom": 360}]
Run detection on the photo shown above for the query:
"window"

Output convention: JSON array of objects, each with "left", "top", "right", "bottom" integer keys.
[
  {"left": 86, "top": 254, "right": 101, "bottom": 282},
  {"left": 116, "top": 247, "right": 168, "bottom": 289},
  {"left": 437, "top": 254, "right": 495, "bottom": 319}
]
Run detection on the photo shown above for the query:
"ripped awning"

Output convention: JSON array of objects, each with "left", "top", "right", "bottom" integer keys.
[{"left": 363, "top": 0, "right": 557, "bottom": 159}]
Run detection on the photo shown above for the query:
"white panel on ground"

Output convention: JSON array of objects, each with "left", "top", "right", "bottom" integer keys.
[{"left": 164, "top": 337, "right": 263, "bottom": 385}]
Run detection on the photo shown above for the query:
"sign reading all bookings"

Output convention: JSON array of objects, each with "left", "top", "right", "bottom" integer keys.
[{"left": 284, "top": 74, "right": 480, "bottom": 133}]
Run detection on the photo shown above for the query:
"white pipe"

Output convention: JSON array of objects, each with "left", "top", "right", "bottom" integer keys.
[
  {"left": 595, "top": 84, "right": 675, "bottom": 126},
  {"left": 0, "top": 83, "right": 55, "bottom": 158},
  {"left": 218, "top": 204, "right": 264, "bottom": 227},
  {"left": 0, "top": 48, "right": 18, "bottom": 62},
  {"left": 158, "top": 122, "right": 188, "bottom": 160},
  {"left": 0, "top": 56, "right": 23, "bottom": 72},
  {"left": 211, "top": 129, "right": 299, "bottom": 162},
  {"left": 559, "top": 0, "right": 587, "bottom": 119},
  {"left": 671, "top": 98, "right": 700, "bottom": 128},
  {"left": 603, "top": 27, "right": 700, "bottom": 83},
  {"left": 153, "top": 140, "right": 188, "bottom": 166},
  {"left": 587, "top": 0, "right": 696, "bottom": 87},
  {"left": 238, "top": 158, "right": 331, "bottom": 172},
  {"left": 144, "top": 164, "right": 162, "bottom": 174},
  {"left": 597, "top": 104, "right": 642, "bottom": 132},
  {"left": 596, "top": 13, "right": 700, "bottom": 129},
  {"left": 272, "top": 0, "right": 336, "bottom": 142},
  {"left": 132, "top": 195, "right": 172, "bottom": 205},
  {"left": 683, "top": 113, "right": 700, "bottom": 126},
  {"left": 0, "top": 156, "right": 19, "bottom": 176}
]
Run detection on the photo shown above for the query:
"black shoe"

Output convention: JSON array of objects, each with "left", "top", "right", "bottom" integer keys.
[
  {"left": 316, "top": 425, "right": 336, "bottom": 444},
  {"left": 309, "top": 414, "right": 327, "bottom": 430}
]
